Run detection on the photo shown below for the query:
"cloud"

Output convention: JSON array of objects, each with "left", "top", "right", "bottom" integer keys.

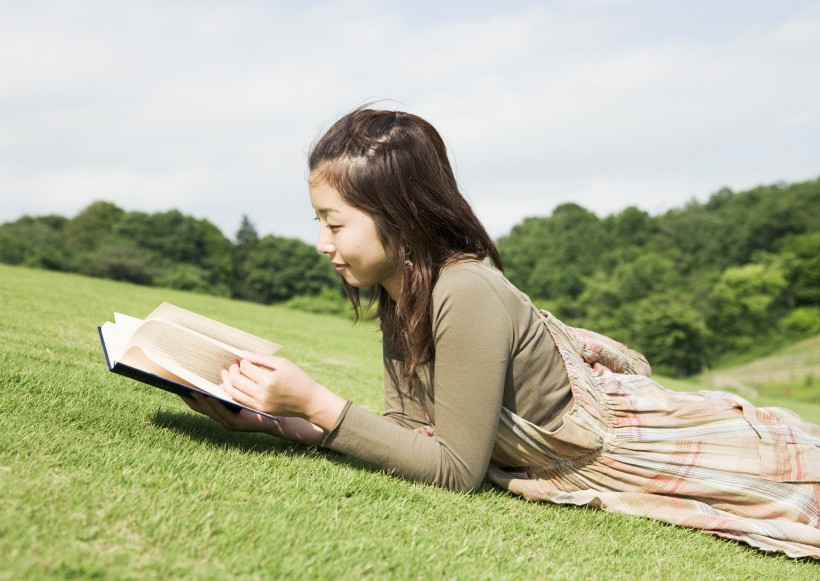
[{"left": 0, "top": 1, "right": 818, "bottom": 242}]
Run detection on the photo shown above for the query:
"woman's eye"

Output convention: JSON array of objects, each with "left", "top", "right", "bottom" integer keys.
[{"left": 327, "top": 224, "right": 341, "bottom": 231}]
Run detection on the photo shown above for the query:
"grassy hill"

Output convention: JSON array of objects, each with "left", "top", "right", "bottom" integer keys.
[
  {"left": 1, "top": 264, "right": 818, "bottom": 579},
  {"left": 698, "top": 336, "right": 820, "bottom": 406}
]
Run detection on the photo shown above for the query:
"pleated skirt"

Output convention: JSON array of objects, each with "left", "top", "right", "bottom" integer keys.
[{"left": 489, "top": 368, "right": 820, "bottom": 559}]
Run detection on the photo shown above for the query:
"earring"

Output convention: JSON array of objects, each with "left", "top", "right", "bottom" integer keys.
[{"left": 404, "top": 246, "right": 414, "bottom": 270}]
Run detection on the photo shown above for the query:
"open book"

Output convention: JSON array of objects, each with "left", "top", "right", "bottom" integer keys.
[{"left": 98, "top": 302, "right": 280, "bottom": 419}]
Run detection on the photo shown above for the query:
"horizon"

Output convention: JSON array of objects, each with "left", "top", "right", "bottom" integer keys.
[{"left": 3, "top": 173, "right": 817, "bottom": 243}]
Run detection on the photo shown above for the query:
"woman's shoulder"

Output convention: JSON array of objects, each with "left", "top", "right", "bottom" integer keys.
[
  {"left": 431, "top": 256, "right": 537, "bottom": 335},
  {"left": 434, "top": 257, "right": 517, "bottom": 299}
]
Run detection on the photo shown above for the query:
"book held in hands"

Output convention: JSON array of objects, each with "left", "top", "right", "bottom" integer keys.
[{"left": 98, "top": 302, "right": 280, "bottom": 419}]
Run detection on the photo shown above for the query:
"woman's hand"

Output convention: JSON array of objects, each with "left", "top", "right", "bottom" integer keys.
[
  {"left": 219, "top": 353, "right": 348, "bottom": 433},
  {"left": 485, "top": 465, "right": 546, "bottom": 502},
  {"left": 182, "top": 391, "right": 327, "bottom": 447},
  {"left": 183, "top": 391, "right": 277, "bottom": 433},
  {"left": 415, "top": 425, "right": 436, "bottom": 437}
]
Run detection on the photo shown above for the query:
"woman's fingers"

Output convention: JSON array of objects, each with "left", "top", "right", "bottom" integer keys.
[
  {"left": 236, "top": 357, "right": 275, "bottom": 384},
  {"left": 591, "top": 362, "right": 613, "bottom": 376},
  {"left": 185, "top": 392, "right": 231, "bottom": 428},
  {"left": 217, "top": 354, "right": 322, "bottom": 419},
  {"left": 220, "top": 365, "right": 260, "bottom": 408},
  {"left": 221, "top": 360, "right": 285, "bottom": 415},
  {"left": 185, "top": 391, "right": 217, "bottom": 413},
  {"left": 185, "top": 392, "right": 245, "bottom": 431},
  {"left": 223, "top": 357, "right": 292, "bottom": 412},
  {"left": 240, "top": 352, "right": 289, "bottom": 371},
  {"left": 485, "top": 465, "right": 544, "bottom": 501},
  {"left": 415, "top": 425, "right": 436, "bottom": 437}
]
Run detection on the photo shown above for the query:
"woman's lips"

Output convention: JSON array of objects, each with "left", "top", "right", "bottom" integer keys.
[{"left": 332, "top": 262, "right": 347, "bottom": 271}]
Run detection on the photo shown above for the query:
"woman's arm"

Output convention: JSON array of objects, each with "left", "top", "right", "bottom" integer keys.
[
  {"left": 196, "top": 267, "right": 512, "bottom": 491},
  {"left": 381, "top": 338, "right": 431, "bottom": 430},
  {"left": 323, "top": 268, "right": 512, "bottom": 491}
]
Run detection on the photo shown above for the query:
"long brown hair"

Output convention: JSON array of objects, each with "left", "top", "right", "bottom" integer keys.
[{"left": 308, "top": 107, "right": 503, "bottom": 378}]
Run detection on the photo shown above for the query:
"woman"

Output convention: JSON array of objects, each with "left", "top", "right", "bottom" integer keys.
[{"left": 186, "top": 108, "right": 820, "bottom": 559}]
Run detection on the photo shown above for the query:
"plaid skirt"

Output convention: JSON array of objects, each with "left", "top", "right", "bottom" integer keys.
[{"left": 487, "top": 312, "right": 820, "bottom": 560}]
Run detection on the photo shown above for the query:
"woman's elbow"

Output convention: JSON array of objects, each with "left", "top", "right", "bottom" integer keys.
[{"left": 439, "top": 467, "right": 486, "bottom": 493}]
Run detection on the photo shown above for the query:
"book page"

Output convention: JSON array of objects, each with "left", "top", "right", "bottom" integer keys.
[
  {"left": 147, "top": 303, "right": 280, "bottom": 355},
  {"left": 119, "top": 347, "right": 202, "bottom": 391},
  {"left": 123, "top": 319, "right": 238, "bottom": 400},
  {"left": 99, "top": 321, "right": 123, "bottom": 365},
  {"left": 105, "top": 313, "right": 144, "bottom": 361}
]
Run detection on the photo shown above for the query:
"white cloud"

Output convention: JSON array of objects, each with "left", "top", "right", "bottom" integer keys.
[{"left": 1, "top": 0, "right": 818, "bottom": 243}]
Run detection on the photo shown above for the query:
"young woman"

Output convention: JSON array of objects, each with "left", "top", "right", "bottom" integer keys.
[{"left": 186, "top": 108, "right": 820, "bottom": 559}]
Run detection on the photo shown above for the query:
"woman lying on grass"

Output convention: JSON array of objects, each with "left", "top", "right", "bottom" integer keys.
[{"left": 185, "top": 107, "right": 820, "bottom": 560}]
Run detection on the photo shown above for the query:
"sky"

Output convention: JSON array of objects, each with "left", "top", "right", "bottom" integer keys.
[{"left": 1, "top": 0, "right": 819, "bottom": 244}]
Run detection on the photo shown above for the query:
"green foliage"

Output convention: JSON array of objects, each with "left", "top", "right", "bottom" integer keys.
[
  {"left": 88, "top": 238, "right": 157, "bottom": 285},
  {"left": 283, "top": 286, "right": 352, "bottom": 318},
  {"left": 111, "top": 209, "right": 234, "bottom": 292},
  {"left": 499, "top": 177, "right": 820, "bottom": 375},
  {"left": 630, "top": 294, "right": 708, "bottom": 377},
  {"left": 0, "top": 226, "right": 28, "bottom": 264},
  {"left": 232, "top": 214, "right": 260, "bottom": 301},
  {"left": 779, "top": 231, "right": 820, "bottom": 306},
  {"left": 64, "top": 200, "right": 125, "bottom": 252},
  {"left": 780, "top": 307, "right": 820, "bottom": 338},
  {"left": 234, "top": 213, "right": 259, "bottom": 248},
  {"left": 0, "top": 203, "right": 340, "bottom": 307},
  {"left": 154, "top": 264, "right": 229, "bottom": 296},
  {"left": 0, "top": 214, "right": 73, "bottom": 270},
  {"left": 242, "top": 235, "right": 338, "bottom": 303},
  {"left": 706, "top": 258, "right": 789, "bottom": 353},
  {"left": 498, "top": 203, "right": 604, "bottom": 300}
]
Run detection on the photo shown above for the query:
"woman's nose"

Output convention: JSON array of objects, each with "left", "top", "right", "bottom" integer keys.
[{"left": 315, "top": 228, "right": 333, "bottom": 255}]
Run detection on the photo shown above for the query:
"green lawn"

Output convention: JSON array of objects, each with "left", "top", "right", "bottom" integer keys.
[{"left": 1, "top": 264, "right": 818, "bottom": 579}]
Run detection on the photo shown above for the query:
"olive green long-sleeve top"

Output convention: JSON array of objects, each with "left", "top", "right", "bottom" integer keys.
[{"left": 323, "top": 259, "right": 573, "bottom": 491}]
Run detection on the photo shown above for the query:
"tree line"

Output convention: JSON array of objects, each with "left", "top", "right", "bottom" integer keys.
[
  {"left": 2, "top": 177, "right": 818, "bottom": 376},
  {"left": 497, "top": 178, "right": 820, "bottom": 376},
  {"left": 0, "top": 201, "right": 340, "bottom": 307}
]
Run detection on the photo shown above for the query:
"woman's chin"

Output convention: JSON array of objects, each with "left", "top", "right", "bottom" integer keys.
[{"left": 339, "top": 272, "right": 362, "bottom": 287}]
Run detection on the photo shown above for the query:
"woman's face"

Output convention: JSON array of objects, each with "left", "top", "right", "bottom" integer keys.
[{"left": 309, "top": 177, "right": 401, "bottom": 299}]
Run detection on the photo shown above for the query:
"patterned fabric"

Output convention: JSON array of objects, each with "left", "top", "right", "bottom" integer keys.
[{"left": 486, "top": 311, "right": 820, "bottom": 559}]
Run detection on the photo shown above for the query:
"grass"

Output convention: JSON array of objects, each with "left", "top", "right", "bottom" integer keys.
[{"left": 1, "top": 263, "right": 819, "bottom": 579}]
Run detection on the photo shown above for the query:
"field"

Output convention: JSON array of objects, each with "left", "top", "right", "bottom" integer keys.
[
  {"left": 1, "top": 263, "right": 818, "bottom": 579},
  {"left": 699, "top": 336, "right": 820, "bottom": 405}
]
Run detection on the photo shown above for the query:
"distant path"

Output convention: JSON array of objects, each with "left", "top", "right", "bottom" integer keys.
[
  {"left": 701, "top": 348, "right": 819, "bottom": 399},
  {"left": 699, "top": 375, "right": 759, "bottom": 398}
]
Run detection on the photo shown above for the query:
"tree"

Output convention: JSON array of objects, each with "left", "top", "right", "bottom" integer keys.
[
  {"left": 601, "top": 206, "right": 660, "bottom": 257},
  {"left": 707, "top": 259, "right": 788, "bottom": 353},
  {"left": 779, "top": 232, "right": 820, "bottom": 306},
  {"left": 109, "top": 210, "right": 233, "bottom": 294},
  {"left": 235, "top": 214, "right": 259, "bottom": 248},
  {"left": 233, "top": 215, "right": 260, "bottom": 300},
  {"left": 64, "top": 201, "right": 125, "bottom": 252},
  {"left": 498, "top": 203, "right": 604, "bottom": 302},
  {"left": 630, "top": 293, "right": 708, "bottom": 377},
  {"left": 575, "top": 252, "right": 681, "bottom": 336},
  {"left": 90, "top": 240, "right": 156, "bottom": 285},
  {"left": 243, "top": 235, "right": 337, "bottom": 303},
  {"left": 0, "top": 215, "right": 72, "bottom": 270}
]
